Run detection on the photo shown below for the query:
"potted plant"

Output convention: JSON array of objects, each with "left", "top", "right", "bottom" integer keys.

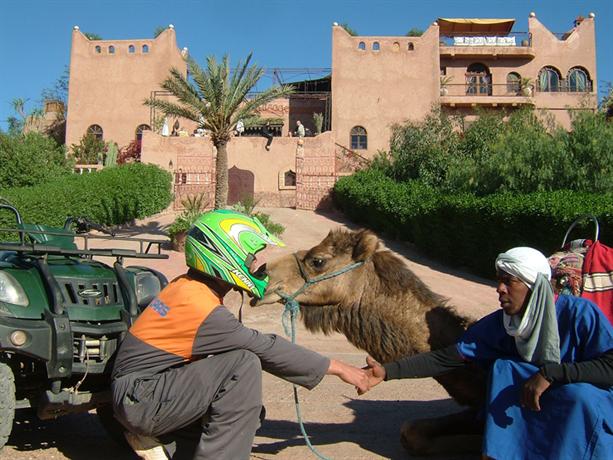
[
  {"left": 520, "top": 77, "right": 534, "bottom": 96},
  {"left": 167, "top": 193, "right": 208, "bottom": 251},
  {"left": 440, "top": 75, "right": 453, "bottom": 96}
]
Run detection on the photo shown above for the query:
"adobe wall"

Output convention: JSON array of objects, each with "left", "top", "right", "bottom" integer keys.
[
  {"left": 331, "top": 24, "right": 440, "bottom": 158},
  {"left": 66, "top": 27, "right": 186, "bottom": 149}
]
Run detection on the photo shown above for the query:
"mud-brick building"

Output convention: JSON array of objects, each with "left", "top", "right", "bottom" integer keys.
[{"left": 65, "top": 12, "right": 598, "bottom": 210}]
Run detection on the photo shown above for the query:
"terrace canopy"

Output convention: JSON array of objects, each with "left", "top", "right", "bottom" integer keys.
[{"left": 437, "top": 18, "right": 515, "bottom": 36}]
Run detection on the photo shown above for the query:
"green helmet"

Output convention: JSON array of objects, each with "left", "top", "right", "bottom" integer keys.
[{"left": 185, "top": 210, "right": 284, "bottom": 298}]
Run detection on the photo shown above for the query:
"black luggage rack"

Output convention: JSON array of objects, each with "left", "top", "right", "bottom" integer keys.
[{"left": 0, "top": 227, "right": 168, "bottom": 260}]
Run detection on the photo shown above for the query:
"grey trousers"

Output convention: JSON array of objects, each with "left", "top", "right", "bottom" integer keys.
[{"left": 113, "top": 350, "right": 263, "bottom": 459}]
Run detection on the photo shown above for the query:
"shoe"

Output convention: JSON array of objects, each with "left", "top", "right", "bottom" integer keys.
[{"left": 124, "top": 431, "right": 169, "bottom": 460}]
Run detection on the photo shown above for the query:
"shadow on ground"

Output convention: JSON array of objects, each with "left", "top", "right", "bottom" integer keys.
[
  {"left": 5, "top": 411, "right": 136, "bottom": 460},
  {"left": 253, "top": 398, "right": 480, "bottom": 460}
]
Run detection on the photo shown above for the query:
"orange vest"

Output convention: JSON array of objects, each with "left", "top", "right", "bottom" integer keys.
[{"left": 129, "top": 275, "right": 221, "bottom": 359}]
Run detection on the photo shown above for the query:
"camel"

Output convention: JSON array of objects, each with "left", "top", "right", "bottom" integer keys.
[{"left": 254, "top": 228, "right": 488, "bottom": 456}]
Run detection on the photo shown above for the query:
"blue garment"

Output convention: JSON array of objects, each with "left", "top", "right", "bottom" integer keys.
[{"left": 457, "top": 296, "right": 613, "bottom": 460}]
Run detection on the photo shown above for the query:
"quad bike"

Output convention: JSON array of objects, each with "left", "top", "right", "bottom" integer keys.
[{"left": 0, "top": 204, "right": 168, "bottom": 450}]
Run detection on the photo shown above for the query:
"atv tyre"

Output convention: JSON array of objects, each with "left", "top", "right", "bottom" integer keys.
[
  {"left": 97, "top": 404, "right": 130, "bottom": 450},
  {"left": 0, "top": 363, "right": 16, "bottom": 450}
]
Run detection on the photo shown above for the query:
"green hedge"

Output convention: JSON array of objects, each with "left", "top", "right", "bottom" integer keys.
[
  {"left": 0, "top": 163, "right": 172, "bottom": 229},
  {"left": 334, "top": 170, "right": 613, "bottom": 277}
]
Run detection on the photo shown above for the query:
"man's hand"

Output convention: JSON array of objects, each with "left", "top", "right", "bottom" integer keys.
[
  {"left": 327, "top": 359, "right": 370, "bottom": 395},
  {"left": 521, "top": 372, "right": 551, "bottom": 411},
  {"left": 363, "top": 356, "right": 386, "bottom": 391}
]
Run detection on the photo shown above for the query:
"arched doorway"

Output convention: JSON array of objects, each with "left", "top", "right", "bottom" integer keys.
[{"left": 466, "top": 63, "right": 492, "bottom": 96}]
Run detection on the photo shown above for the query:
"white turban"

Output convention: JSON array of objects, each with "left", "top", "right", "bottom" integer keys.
[
  {"left": 496, "top": 247, "right": 560, "bottom": 365},
  {"left": 495, "top": 247, "right": 551, "bottom": 288}
]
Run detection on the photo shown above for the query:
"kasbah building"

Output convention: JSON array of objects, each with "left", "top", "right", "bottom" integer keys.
[{"left": 64, "top": 12, "right": 598, "bottom": 210}]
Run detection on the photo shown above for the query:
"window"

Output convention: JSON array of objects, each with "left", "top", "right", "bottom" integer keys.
[
  {"left": 87, "top": 124, "right": 103, "bottom": 141},
  {"left": 108, "top": 45, "right": 115, "bottom": 54},
  {"left": 95, "top": 45, "right": 101, "bottom": 54},
  {"left": 506, "top": 72, "right": 521, "bottom": 94},
  {"left": 393, "top": 42, "right": 400, "bottom": 51},
  {"left": 135, "top": 124, "right": 151, "bottom": 141},
  {"left": 466, "top": 63, "right": 491, "bottom": 95},
  {"left": 284, "top": 170, "right": 296, "bottom": 187},
  {"left": 567, "top": 67, "right": 590, "bottom": 92},
  {"left": 408, "top": 42, "right": 414, "bottom": 51},
  {"left": 372, "top": 42, "right": 380, "bottom": 51},
  {"left": 350, "top": 126, "right": 367, "bottom": 150},
  {"left": 142, "top": 44, "right": 149, "bottom": 53},
  {"left": 358, "top": 41, "right": 366, "bottom": 50},
  {"left": 538, "top": 66, "right": 560, "bottom": 92},
  {"left": 128, "top": 44, "right": 135, "bottom": 53}
]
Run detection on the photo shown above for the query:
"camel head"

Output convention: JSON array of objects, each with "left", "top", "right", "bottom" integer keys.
[{"left": 254, "top": 228, "right": 378, "bottom": 308}]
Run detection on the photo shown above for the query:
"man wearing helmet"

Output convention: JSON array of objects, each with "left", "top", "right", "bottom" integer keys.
[{"left": 111, "top": 210, "right": 370, "bottom": 460}]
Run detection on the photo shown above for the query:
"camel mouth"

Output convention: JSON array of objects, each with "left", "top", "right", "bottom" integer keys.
[{"left": 251, "top": 290, "right": 284, "bottom": 308}]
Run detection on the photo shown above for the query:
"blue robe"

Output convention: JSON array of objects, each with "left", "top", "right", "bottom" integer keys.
[{"left": 457, "top": 295, "right": 613, "bottom": 460}]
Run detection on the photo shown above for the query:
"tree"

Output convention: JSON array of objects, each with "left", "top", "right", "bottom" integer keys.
[
  {"left": 153, "top": 26, "right": 166, "bottom": 38},
  {"left": 145, "top": 53, "right": 293, "bottom": 208},
  {"left": 406, "top": 28, "right": 424, "bottom": 37},
  {"left": 84, "top": 32, "right": 102, "bottom": 40}
]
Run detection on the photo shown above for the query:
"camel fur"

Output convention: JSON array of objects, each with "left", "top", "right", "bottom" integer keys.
[{"left": 255, "top": 228, "right": 487, "bottom": 455}]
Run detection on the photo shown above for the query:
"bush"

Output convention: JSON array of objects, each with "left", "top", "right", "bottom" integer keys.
[
  {"left": 387, "top": 108, "right": 613, "bottom": 195},
  {"left": 70, "top": 133, "right": 106, "bottom": 164},
  {"left": 0, "top": 132, "right": 72, "bottom": 189},
  {"left": 334, "top": 170, "right": 612, "bottom": 277},
  {"left": 0, "top": 163, "right": 172, "bottom": 229}
]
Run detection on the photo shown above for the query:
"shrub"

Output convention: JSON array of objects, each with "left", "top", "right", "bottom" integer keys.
[
  {"left": 0, "top": 132, "right": 72, "bottom": 189},
  {"left": 71, "top": 133, "right": 106, "bottom": 164},
  {"left": 333, "top": 170, "right": 612, "bottom": 277},
  {"left": 0, "top": 163, "right": 172, "bottom": 229}
]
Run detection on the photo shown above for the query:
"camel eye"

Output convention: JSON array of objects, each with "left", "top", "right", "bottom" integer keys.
[{"left": 311, "top": 257, "right": 325, "bottom": 269}]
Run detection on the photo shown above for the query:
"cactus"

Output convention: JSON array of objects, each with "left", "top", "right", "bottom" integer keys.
[{"left": 105, "top": 142, "right": 118, "bottom": 167}]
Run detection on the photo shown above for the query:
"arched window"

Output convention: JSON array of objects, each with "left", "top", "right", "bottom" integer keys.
[
  {"left": 142, "top": 44, "right": 149, "bottom": 53},
  {"left": 108, "top": 45, "right": 115, "bottom": 54},
  {"left": 466, "top": 63, "right": 492, "bottom": 95},
  {"left": 538, "top": 66, "right": 561, "bottom": 92},
  {"left": 393, "top": 42, "right": 400, "bottom": 51},
  {"left": 408, "top": 42, "right": 414, "bottom": 51},
  {"left": 506, "top": 72, "right": 521, "bottom": 94},
  {"left": 358, "top": 41, "right": 366, "bottom": 50},
  {"left": 372, "top": 42, "right": 380, "bottom": 51},
  {"left": 284, "top": 170, "right": 296, "bottom": 187},
  {"left": 87, "top": 124, "right": 103, "bottom": 141},
  {"left": 350, "top": 126, "right": 367, "bottom": 150},
  {"left": 128, "top": 44, "right": 135, "bottom": 53},
  {"left": 135, "top": 124, "right": 151, "bottom": 141},
  {"left": 95, "top": 45, "right": 101, "bottom": 54},
  {"left": 567, "top": 67, "right": 590, "bottom": 92}
]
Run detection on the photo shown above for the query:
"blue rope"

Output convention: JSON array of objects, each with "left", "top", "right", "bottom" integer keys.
[{"left": 275, "top": 258, "right": 366, "bottom": 460}]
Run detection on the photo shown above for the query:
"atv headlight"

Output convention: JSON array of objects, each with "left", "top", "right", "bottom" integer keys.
[
  {"left": 135, "top": 272, "right": 162, "bottom": 308},
  {"left": 0, "top": 272, "right": 29, "bottom": 307}
]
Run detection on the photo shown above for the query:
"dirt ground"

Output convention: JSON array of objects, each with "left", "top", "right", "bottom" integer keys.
[{"left": 0, "top": 208, "right": 499, "bottom": 460}]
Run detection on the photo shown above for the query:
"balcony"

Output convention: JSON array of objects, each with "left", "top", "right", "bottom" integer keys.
[
  {"left": 439, "top": 33, "right": 535, "bottom": 59},
  {"left": 439, "top": 83, "right": 534, "bottom": 107}
]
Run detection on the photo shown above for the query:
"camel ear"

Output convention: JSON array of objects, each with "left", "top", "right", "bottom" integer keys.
[{"left": 352, "top": 230, "right": 379, "bottom": 261}]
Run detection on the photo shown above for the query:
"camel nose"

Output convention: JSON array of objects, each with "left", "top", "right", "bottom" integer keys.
[{"left": 252, "top": 263, "right": 268, "bottom": 279}]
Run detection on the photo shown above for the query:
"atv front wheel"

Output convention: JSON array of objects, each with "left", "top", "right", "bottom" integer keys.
[{"left": 0, "top": 363, "right": 16, "bottom": 450}]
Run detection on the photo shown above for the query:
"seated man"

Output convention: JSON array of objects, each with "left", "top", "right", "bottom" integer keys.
[
  {"left": 365, "top": 247, "right": 613, "bottom": 459},
  {"left": 112, "top": 210, "right": 369, "bottom": 460}
]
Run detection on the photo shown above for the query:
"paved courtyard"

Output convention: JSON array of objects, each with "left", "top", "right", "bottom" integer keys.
[{"left": 1, "top": 207, "right": 498, "bottom": 460}]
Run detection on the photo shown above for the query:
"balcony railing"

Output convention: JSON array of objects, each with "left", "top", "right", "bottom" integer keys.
[
  {"left": 439, "top": 32, "right": 532, "bottom": 48},
  {"left": 535, "top": 81, "right": 593, "bottom": 93},
  {"left": 440, "top": 83, "right": 531, "bottom": 98}
]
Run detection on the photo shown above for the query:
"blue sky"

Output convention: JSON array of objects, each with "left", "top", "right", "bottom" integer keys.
[{"left": 1, "top": 0, "right": 611, "bottom": 131}]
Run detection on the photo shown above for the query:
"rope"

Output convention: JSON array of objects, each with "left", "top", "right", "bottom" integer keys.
[{"left": 275, "top": 257, "right": 366, "bottom": 460}]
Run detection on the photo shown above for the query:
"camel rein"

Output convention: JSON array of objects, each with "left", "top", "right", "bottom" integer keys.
[{"left": 274, "top": 253, "right": 365, "bottom": 460}]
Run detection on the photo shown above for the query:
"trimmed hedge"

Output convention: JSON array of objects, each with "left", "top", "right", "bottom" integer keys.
[
  {"left": 0, "top": 163, "right": 172, "bottom": 229},
  {"left": 334, "top": 170, "right": 613, "bottom": 277}
]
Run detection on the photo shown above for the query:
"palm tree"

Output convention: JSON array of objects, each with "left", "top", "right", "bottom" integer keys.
[{"left": 145, "top": 54, "right": 293, "bottom": 209}]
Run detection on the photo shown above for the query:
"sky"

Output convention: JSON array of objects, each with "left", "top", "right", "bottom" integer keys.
[{"left": 1, "top": 0, "right": 611, "bottom": 131}]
